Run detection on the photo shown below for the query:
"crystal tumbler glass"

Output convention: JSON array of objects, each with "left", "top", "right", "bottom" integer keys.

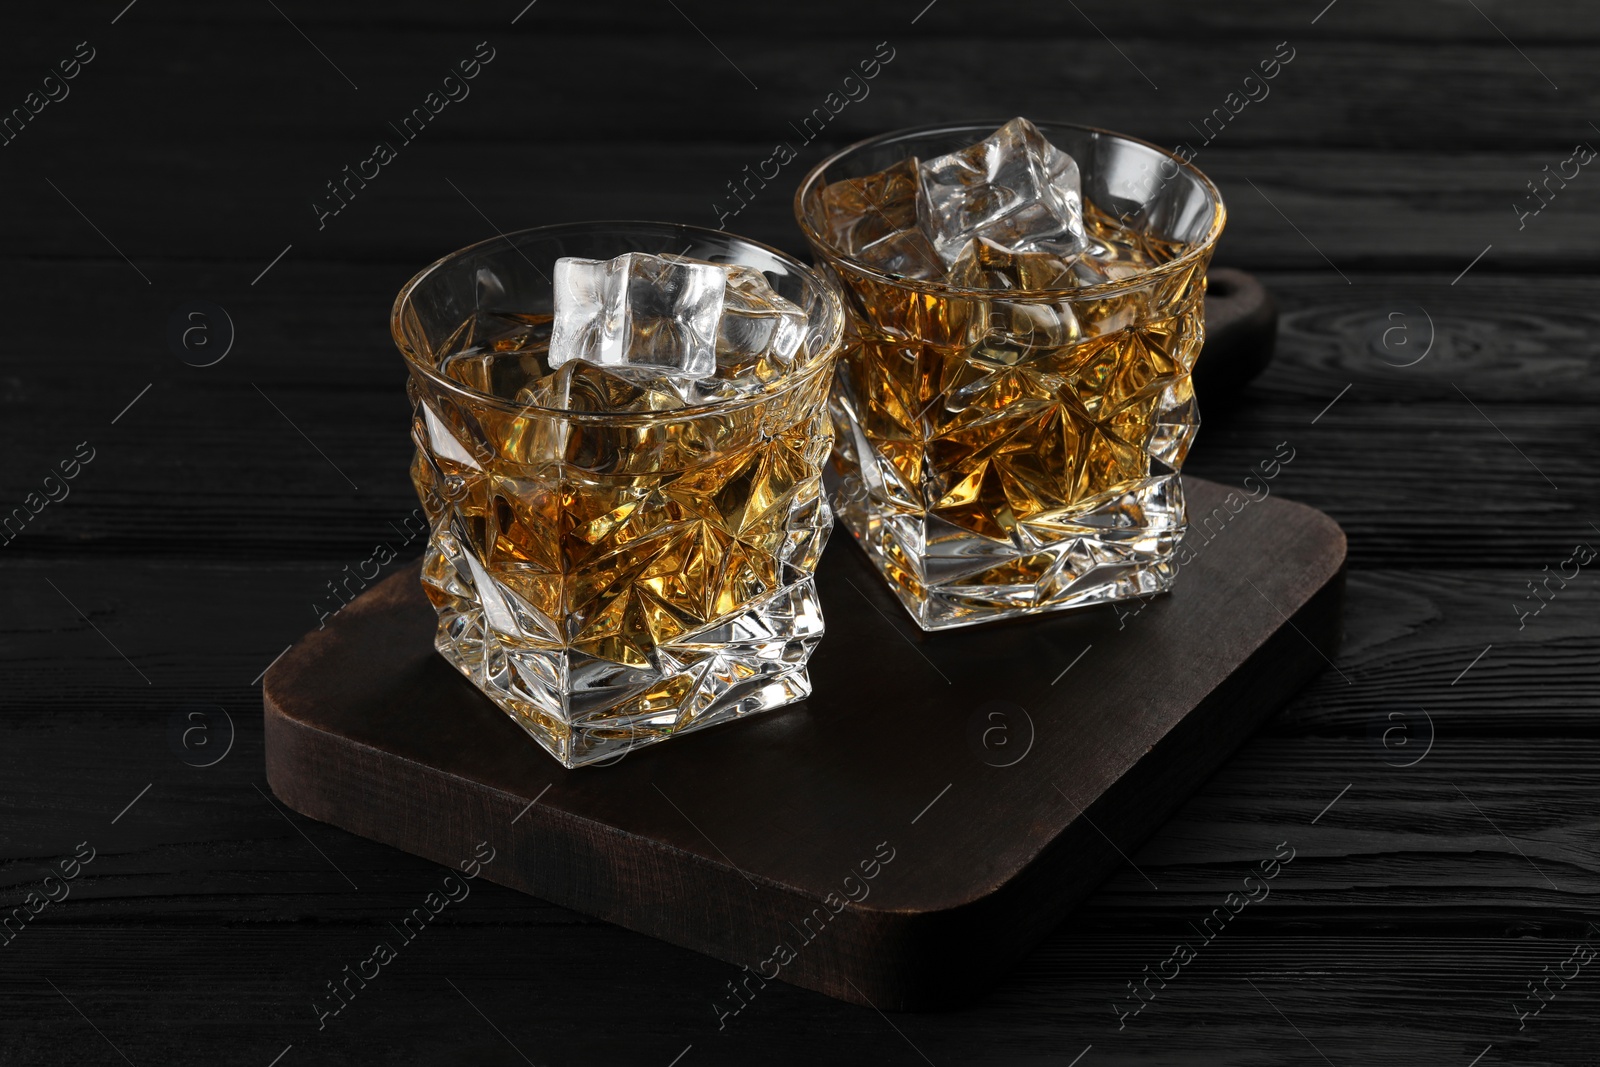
[
  {"left": 795, "top": 122, "right": 1226, "bottom": 631},
  {"left": 392, "top": 222, "right": 844, "bottom": 768}
]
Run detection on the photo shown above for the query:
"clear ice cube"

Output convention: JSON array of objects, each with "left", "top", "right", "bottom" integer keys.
[
  {"left": 946, "top": 237, "right": 1077, "bottom": 291},
  {"left": 719, "top": 264, "right": 807, "bottom": 365},
  {"left": 816, "top": 158, "right": 944, "bottom": 280},
  {"left": 854, "top": 227, "right": 945, "bottom": 280},
  {"left": 540, "top": 360, "right": 690, "bottom": 413},
  {"left": 549, "top": 252, "right": 726, "bottom": 377},
  {"left": 533, "top": 255, "right": 816, "bottom": 413},
  {"left": 918, "top": 117, "right": 1087, "bottom": 267},
  {"left": 819, "top": 157, "right": 920, "bottom": 252}
]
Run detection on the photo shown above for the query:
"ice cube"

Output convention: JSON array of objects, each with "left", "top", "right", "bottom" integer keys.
[
  {"left": 819, "top": 157, "right": 921, "bottom": 253},
  {"left": 543, "top": 254, "right": 816, "bottom": 409},
  {"left": 919, "top": 117, "right": 1087, "bottom": 267},
  {"left": 854, "top": 228, "right": 945, "bottom": 280},
  {"left": 946, "top": 238, "right": 1077, "bottom": 291},
  {"left": 541, "top": 360, "right": 689, "bottom": 413},
  {"left": 1069, "top": 230, "right": 1159, "bottom": 284},
  {"left": 440, "top": 348, "right": 548, "bottom": 402},
  {"left": 817, "top": 158, "right": 944, "bottom": 280},
  {"left": 1065, "top": 256, "right": 1145, "bottom": 286},
  {"left": 549, "top": 252, "right": 726, "bottom": 377},
  {"left": 719, "top": 265, "right": 807, "bottom": 365}
]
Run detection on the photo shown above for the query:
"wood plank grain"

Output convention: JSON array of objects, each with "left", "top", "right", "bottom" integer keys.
[
  {"left": 4, "top": 925, "right": 1598, "bottom": 1067},
  {"left": 257, "top": 477, "right": 1342, "bottom": 1008},
  {"left": 0, "top": 258, "right": 1589, "bottom": 566},
  {"left": 6, "top": 389, "right": 1585, "bottom": 566},
  {"left": 2, "top": 0, "right": 1595, "bottom": 1059},
  {"left": 12, "top": 0, "right": 1597, "bottom": 38},
  {"left": 5, "top": 560, "right": 1592, "bottom": 742},
  {"left": 3, "top": 143, "right": 1593, "bottom": 271},
  {"left": 0, "top": 26, "right": 1587, "bottom": 156},
  {"left": 1244, "top": 272, "right": 1600, "bottom": 404},
  {"left": 10, "top": 732, "right": 1599, "bottom": 918},
  {"left": 4, "top": 733, "right": 1598, "bottom": 1063}
]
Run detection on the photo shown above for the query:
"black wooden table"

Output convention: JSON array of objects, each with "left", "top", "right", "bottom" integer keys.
[{"left": 3, "top": 3, "right": 1596, "bottom": 1064}]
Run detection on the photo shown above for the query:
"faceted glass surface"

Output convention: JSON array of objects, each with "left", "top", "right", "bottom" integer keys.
[
  {"left": 392, "top": 223, "right": 843, "bottom": 767},
  {"left": 796, "top": 121, "right": 1226, "bottom": 631}
]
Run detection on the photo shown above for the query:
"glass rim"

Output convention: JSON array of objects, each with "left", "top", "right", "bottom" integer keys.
[
  {"left": 792, "top": 119, "right": 1228, "bottom": 300},
  {"left": 391, "top": 219, "right": 845, "bottom": 422}
]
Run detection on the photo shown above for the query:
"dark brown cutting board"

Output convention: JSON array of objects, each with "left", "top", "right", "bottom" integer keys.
[
  {"left": 264, "top": 476, "right": 1344, "bottom": 1011},
  {"left": 1198, "top": 266, "right": 1279, "bottom": 397}
]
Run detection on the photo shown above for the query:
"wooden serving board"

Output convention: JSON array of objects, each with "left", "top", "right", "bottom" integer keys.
[
  {"left": 264, "top": 476, "right": 1344, "bottom": 1011},
  {"left": 1198, "top": 266, "right": 1279, "bottom": 397}
]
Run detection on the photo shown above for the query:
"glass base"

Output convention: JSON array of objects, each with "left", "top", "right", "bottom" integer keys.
[
  {"left": 423, "top": 550, "right": 825, "bottom": 768},
  {"left": 835, "top": 473, "right": 1187, "bottom": 632}
]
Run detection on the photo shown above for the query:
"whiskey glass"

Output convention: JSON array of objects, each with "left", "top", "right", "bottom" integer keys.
[
  {"left": 393, "top": 222, "right": 844, "bottom": 767},
  {"left": 795, "top": 122, "right": 1226, "bottom": 631}
]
